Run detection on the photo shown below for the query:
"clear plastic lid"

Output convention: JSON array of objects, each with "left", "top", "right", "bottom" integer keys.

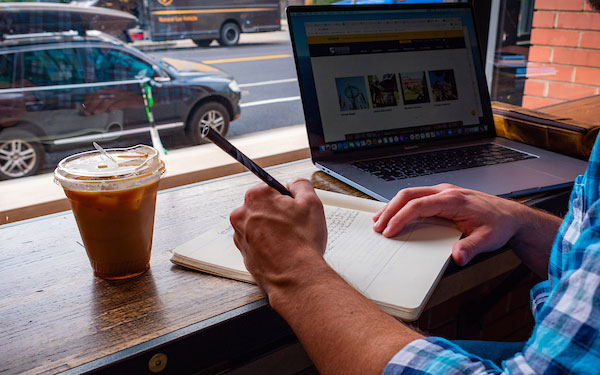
[{"left": 54, "top": 145, "right": 165, "bottom": 191}]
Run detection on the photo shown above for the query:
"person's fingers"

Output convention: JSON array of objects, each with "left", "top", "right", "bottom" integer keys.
[
  {"left": 232, "top": 231, "right": 244, "bottom": 253},
  {"left": 229, "top": 206, "right": 244, "bottom": 231},
  {"left": 243, "top": 184, "right": 275, "bottom": 207},
  {"left": 372, "top": 204, "right": 388, "bottom": 222},
  {"left": 451, "top": 229, "right": 492, "bottom": 266},
  {"left": 380, "top": 193, "right": 457, "bottom": 237},
  {"left": 287, "top": 178, "right": 314, "bottom": 196},
  {"left": 374, "top": 184, "right": 455, "bottom": 233},
  {"left": 287, "top": 178, "right": 321, "bottom": 206}
]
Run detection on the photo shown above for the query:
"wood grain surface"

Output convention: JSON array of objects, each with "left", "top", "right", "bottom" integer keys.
[
  {"left": 0, "top": 158, "right": 564, "bottom": 374},
  {"left": 0, "top": 160, "right": 327, "bottom": 375}
]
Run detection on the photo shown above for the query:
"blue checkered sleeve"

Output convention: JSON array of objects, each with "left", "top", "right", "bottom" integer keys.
[{"left": 385, "top": 135, "right": 600, "bottom": 375}]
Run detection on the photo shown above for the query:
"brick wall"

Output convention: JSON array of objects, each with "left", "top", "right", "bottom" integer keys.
[{"left": 522, "top": 0, "right": 600, "bottom": 109}]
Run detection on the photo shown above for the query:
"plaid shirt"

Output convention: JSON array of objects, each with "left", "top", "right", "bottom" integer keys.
[{"left": 385, "top": 136, "right": 600, "bottom": 375}]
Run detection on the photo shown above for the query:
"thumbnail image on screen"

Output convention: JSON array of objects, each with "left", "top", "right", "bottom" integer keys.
[
  {"left": 335, "top": 76, "right": 370, "bottom": 111},
  {"left": 367, "top": 74, "right": 400, "bottom": 108},
  {"left": 429, "top": 70, "right": 459, "bottom": 102},
  {"left": 399, "top": 71, "right": 430, "bottom": 105}
]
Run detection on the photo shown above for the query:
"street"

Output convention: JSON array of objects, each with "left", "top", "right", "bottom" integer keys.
[
  {"left": 147, "top": 27, "right": 303, "bottom": 137},
  {"left": 42, "top": 27, "right": 305, "bottom": 172}
]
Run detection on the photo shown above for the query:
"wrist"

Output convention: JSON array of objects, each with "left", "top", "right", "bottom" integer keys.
[{"left": 265, "top": 253, "right": 337, "bottom": 313}]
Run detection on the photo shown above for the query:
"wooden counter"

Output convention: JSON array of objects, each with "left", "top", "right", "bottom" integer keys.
[{"left": 0, "top": 159, "right": 570, "bottom": 374}]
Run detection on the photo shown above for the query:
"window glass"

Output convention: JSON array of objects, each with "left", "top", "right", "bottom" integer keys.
[
  {"left": 23, "top": 48, "right": 84, "bottom": 86},
  {"left": 489, "top": 0, "right": 600, "bottom": 109},
  {"left": 81, "top": 47, "right": 154, "bottom": 82},
  {"left": 0, "top": 53, "right": 14, "bottom": 89}
]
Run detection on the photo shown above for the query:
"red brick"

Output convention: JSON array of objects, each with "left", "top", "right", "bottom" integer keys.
[
  {"left": 580, "top": 31, "right": 600, "bottom": 49},
  {"left": 553, "top": 47, "right": 600, "bottom": 67},
  {"left": 557, "top": 12, "right": 600, "bottom": 30},
  {"left": 528, "top": 46, "right": 553, "bottom": 62},
  {"left": 535, "top": 0, "right": 584, "bottom": 11},
  {"left": 574, "top": 66, "right": 600, "bottom": 85},
  {"left": 524, "top": 80, "right": 547, "bottom": 96},
  {"left": 531, "top": 29, "right": 579, "bottom": 47},
  {"left": 532, "top": 11, "right": 556, "bottom": 28},
  {"left": 526, "top": 63, "right": 573, "bottom": 82},
  {"left": 522, "top": 95, "right": 564, "bottom": 109},
  {"left": 547, "top": 81, "right": 597, "bottom": 99}
]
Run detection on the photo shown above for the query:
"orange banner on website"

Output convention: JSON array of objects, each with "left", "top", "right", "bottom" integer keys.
[{"left": 307, "top": 30, "right": 464, "bottom": 45}]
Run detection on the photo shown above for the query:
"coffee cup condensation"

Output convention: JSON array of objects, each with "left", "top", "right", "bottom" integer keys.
[{"left": 55, "top": 145, "right": 165, "bottom": 279}]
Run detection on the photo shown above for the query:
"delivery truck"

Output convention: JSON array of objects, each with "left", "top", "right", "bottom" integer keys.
[{"left": 72, "top": 0, "right": 281, "bottom": 45}]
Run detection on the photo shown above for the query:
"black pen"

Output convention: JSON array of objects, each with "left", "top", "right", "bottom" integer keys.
[{"left": 201, "top": 125, "right": 293, "bottom": 197}]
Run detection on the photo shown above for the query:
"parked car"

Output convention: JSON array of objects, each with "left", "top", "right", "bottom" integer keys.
[{"left": 0, "top": 31, "right": 241, "bottom": 179}]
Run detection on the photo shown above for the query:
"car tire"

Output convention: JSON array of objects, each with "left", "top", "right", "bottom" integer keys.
[
  {"left": 0, "top": 128, "right": 45, "bottom": 180},
  {"left": 218, "top": 22, "right": 240, "bottom": 47},
  {"left": 193, "top": 39, "right": 213, "bottom": 47},
  {"left": 188, "top": 102, "right": 230, "bottom": 145}
]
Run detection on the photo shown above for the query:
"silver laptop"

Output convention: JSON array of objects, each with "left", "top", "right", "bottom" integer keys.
[{"left": 287, "top": 3, "right": 588, "bottom": 201}]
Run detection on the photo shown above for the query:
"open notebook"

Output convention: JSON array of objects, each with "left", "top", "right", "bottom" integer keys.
[{"left": 171, "top": 189, "right": 462, "bottom": 321}]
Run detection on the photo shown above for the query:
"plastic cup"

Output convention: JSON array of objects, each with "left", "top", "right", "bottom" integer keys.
[{"left": 55, "top": 145, "right": 165, "bottom": 279}]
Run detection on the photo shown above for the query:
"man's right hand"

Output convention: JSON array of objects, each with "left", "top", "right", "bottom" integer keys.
[{"left": 372, "top": 184, "right": 559, "bottom": 271}]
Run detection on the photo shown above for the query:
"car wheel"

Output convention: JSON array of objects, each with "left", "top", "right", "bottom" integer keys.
[
  {"left": 193, "top": 39, "right": 213, "bottom": 47},
  {"left": 189, "top": 102, "right": 230, "bottom": 144},
  {"left": 0, "top": 129, "right": 45, "bottom": 180},
  {"left": 218, "top": 22, "right": 240, "bottom": 46}
]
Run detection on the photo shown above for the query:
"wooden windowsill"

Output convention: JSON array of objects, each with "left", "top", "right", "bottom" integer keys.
[{"left": 0, "top": 125, "right": 310, "bottom": 225}]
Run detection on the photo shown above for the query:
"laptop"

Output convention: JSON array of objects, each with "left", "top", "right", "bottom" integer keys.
[{"left": 287, "top": 3, "right": 588, "bottom": 201}]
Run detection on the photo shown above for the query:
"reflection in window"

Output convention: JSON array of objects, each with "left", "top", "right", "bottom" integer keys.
[
  {"left": 490, "top": 0, "right": 600, "bottom": 109},
  {"left": 23, "top": 48, "right": 84, "bottom": 86},
  {"left": 84, "top": 48, "right": 154, "bottom": 82},
  {"left": 0, "top": 53, "right": 14, "bottom": 89}
]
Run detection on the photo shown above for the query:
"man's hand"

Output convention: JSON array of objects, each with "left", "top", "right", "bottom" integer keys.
[
  {"left": 372, "top": 184, "right": 561, "bottom": 274},
  {"left": 230, "top": 178, "right": 328, "bottom": 295},
  {"left": 231, "top": 179, "right": 423, "bottom": 375}
]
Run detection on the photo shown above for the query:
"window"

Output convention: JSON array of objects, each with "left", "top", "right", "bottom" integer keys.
[
  {"left": 82, "top": 48, "right": 154, "bottom": 82},
  {"left": 1, "top": 0, "right": 599, "bottom": 223},
  {"left": 23, "top": 48, "right": 84, "bottom": 86},
  {"left": 0, "top": 53, "right": 15, "bottom": 89}
]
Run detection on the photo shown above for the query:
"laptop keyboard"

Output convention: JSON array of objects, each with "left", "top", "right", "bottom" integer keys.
[{"left": 353, "top": 143, "right": 536, "bottom": 181}]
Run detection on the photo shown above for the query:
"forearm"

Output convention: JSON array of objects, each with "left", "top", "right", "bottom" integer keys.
[
  {"left": 508, "top": 204, "right": 563, "bottom": 278},
  {"left": 267, "top": 254, "right": 422, "bottom": 375}
]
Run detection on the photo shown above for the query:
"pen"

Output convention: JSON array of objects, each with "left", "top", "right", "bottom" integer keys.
[{"left": 201, "top": 125, "right": 293, "bottom": 197}]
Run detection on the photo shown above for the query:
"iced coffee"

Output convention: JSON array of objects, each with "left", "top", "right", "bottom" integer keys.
[{"left": 55, "top": 145, "right": 165, "bottom": 279}]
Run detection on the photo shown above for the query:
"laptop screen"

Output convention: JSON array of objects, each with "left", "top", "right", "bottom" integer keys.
[{"left": 288, "top": 4, "right": 495, "bottom": 159}]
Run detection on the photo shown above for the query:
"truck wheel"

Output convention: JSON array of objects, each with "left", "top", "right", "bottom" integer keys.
[
  {"left": 0, "top": 129, "right": 45, "bottom": 180},
  {"left": 193, "top": 39, "right": 213, "bottom": 47},
  {"left": 218, "top": 22, "right": 240, "bottom": 46},
  {"left": 188, "top": 102, "right": 230, "bottom": 144}
]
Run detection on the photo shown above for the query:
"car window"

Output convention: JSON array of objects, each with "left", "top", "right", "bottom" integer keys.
[
  {"left": 81, "top": 47, "right": 154, "bottom": 82},
  {"left": 0, "top": 53, "right": 15, "bottom": 89},
  {"left": 22, "top": 48, "right": 83, "bottom": 86}
]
